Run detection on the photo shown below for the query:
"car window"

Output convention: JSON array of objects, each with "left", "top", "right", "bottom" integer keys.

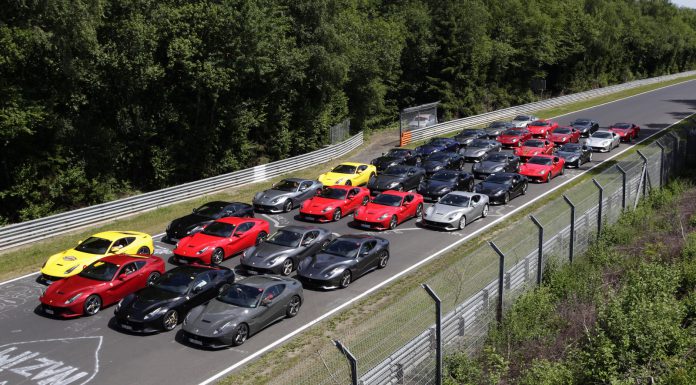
[
  {"left": 301, "top": 231, "right": 320, "bottom": 246},
  {"left": 357, "top": 165, "right": 368, "bottom": 172},
  {"left": 300, "top": 181, "right": 313, "bottom": 190},
  {"left": 134, "top": 261, "right": 147, "bottom": 269},
  {"left": 236, "top": 222, "right": 254, "bottom": 233},
  {"left": 359, "top": 241, "right": 377, "bottom": 256},
  {"left": 264, "top": 284, "right": 285, "bottom": 301},
  {"left": 113, "top": 237, "right": 132, "bottom": 249},
  {"left": 120, "top": 262, "right": 138, "bottom": 276},
  {"left": 191, "top": 272, "right": 212, "bottom": 293}
]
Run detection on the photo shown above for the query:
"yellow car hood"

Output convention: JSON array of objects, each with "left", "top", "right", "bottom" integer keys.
[
  {"left": 41, "top": 249, "right": 105, "bottom": 278},
  {"left": 318, "top": 172, "right": 353, "bottom": 185}
]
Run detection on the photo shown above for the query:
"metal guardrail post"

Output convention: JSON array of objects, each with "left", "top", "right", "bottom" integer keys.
[
  {"left": 655, "top": 142, "right": 665, "bottom": 187},
  {"left": 563, "top": 195, "right": 575, "bottom": 264},
  {"left": 422, "top": 284, "right": 442, "bottom": 385},
  {"left": 334, "top": 340, "right": 358, "bottom": 385},
  {"left": 529, "top": 215, "right": 544, "bottom": 285},
  {"left": 636, "top": 151, "right": 648, "bottom": 199},
  {"left": 616, "top": 165, "right": 627, "bottom": 210},
  {"left": 489, "top": 242, "right": 506, "bottom": 323},
  {"left": 592, "top": 179, "right": 604, "bottom": 238},
  {"left": 668, "top": 132, "right": 680, "bottom": 175}
]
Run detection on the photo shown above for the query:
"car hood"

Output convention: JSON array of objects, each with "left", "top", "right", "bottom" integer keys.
[
  {"left": 497, "top": 135, "right": 519, "bottom": 142},
  {"left": 527, "top": 126, "right": 548, "bottom": 133},
  {"left": 41, "top": 249, "right": 103, "bottom": 277},
  {"left": 586, "top": 137, "right": 611, "bottom": 146},
  {"left": 415, "top": 145, "right": 442, "bottom": 155},
  {"left": 372, "top": 157, "right": 401, "bottom": 170},
  {"left": 511, "top": 121, "right": 528, "bottom": 127},
  {"left": 183, "top": 300, "right": 252, "bottom": 336},
  {"left": 245, "top": 243, "right": 294, "bottom": 264},
  {"left": 557, "top": 150, "right": 580, "bottom": 159},
  {"left": 170, "top": 213, "right": 213, "bottom": 232},
  {"left": 461, "top": 147, "right": 487, "bottom": 157},
  {"left": 486, "top": 128, "right": 503, "bottom": 135},
  {"left": 610, "top": 128, "right": 629, "bottom": 135},
  {"left": 550, "top": 133, "right": 572, "bottom": 141},
  {"left": 44, "top": 274, "right": 105, "bottom": 300},
  {"left": 427, "top": 203, "right": 471, "bottom": 219},
  {"left": 419, "top": 179, "right": 455, "bottom": 194},
  {"left": 422, "top": 161, "right": 447, "bottom": 172},
  {"left": 515, "top": 147, "right": 543, "bottom": 157},
  {"left": 520, "top": 163, "right": 551, "bottom": 174},
  {"left": 318, "top": 172, "right": 352, "bottom": 185},
  {"left": 127, "top": 287, "right": 180, "bottom": 314},
  {"left": 475, "top": 182, "right": 507, "bottom": 194},
  {"left": 175, "top": 233, "right": 225, "bottom": 256},
  {"left": 254, "top": 189, "right": 294, "bottom": 204},
  {"left": 303, "top": 196, "right": 345, "bottom": 212},
  {"left": 356, "top": 203, "right": 399, "bottom": 221},
  {"left": 369, "top": 175, "right": 406, "bottom": 189},
  {"left": 300, "top": 253, "right": 354, "bottom": 276},
  {"left": 475, "top": 161, "right": 506, "bottom": 173}
]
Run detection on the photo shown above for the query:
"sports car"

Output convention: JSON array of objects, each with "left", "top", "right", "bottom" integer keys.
[
  {"left": 417, "top": 170, "right": 475, "bottom": 202},
  {"left": 414, "top": 137, "right": 460, "bottom": 160},
  {"left": 353, "top": 191, "right": 424, "bottom": 230},
  {"left": 513, "top": 139, "right": 555, "bottom": 162},
  {"left": 459, "top": 139, "right": 502, "bottom": 162},
  {"left": 608, "top": 122, "right": 640, "bottom": 142},
  {"left": 299, "top": 185, "right": 370, "bottom": 222},
  {"left": 472, "top": 153, "right": 521, "bottom": 179},
  {"left": 420, "top": 152, "right": 465, "bottom": 176},
  {"left": 370, "top": 148, "right": 417, "bottom": 172},
  {"left": 182, "top": 275, "right": 304, "bottom": 347},
  {"left": 422, "top": 192, "right": 489, "bottom": 230},
  {"left": 557, "top": 143, "right": 592, "bottom": 168},
  {"left": 366, "top": 165, "right": 426, "bottom": 194},
  {"left": 296, "top": 235, "right": 390, "bottom": 289},
  {"left": 484, "top": 121, "right": 515, "bottom": 138},
  {"left": 474, "top": 173, "right": 528, "bottom": 205},
  {"left": 586, "top": 130, "right": 621, "bottom": 152},
  {"left": 114, "top": 265, "right": 235, "bottom": 332},
  {"left": 240, "top": 226, "right": 333, "bottom": 275},
  {"left": 173, "top": 217, "right": 270, "bottom": 265},
  {"left": 496, "top": 129, "right": 532, "bottom": 148},
  {"left": 252, "top": 178, "right": 323, "bottom": 213},
  {"left": 408, "top": 114, "right": 437, "bottom": 129},
  {"left": 165, "top": 201, "right": 254, "bottom": 242},
  {"left": 511, "top": 114, "right": 539, "bottom": 128},
  {"left": 40, "top": 254, "right": 165, "bottom": 318},
  {"left": 526, "top": 120, "right": 558, "bottom": 138},
  {"left": 318, "top": 162, "right": 376, "bottom": 186},
  {"left": 570, "top": 118, "right": 599, "bottom": 136},
  {"left": 519, "top": 155, "right": 565, "bottom": 183},
  {"left": 454, "top": 129, "right": 489, "bottom": 146},
  {"left": 40, "top": 231, "right": 154, "bottom": 284},
  {"left": 548, "top": 126, "right": 581, "bottom": 146}
]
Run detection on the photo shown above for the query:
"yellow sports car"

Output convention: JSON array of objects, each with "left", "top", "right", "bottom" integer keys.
[
  {"left": 317, "top": 162, "right": 377, "bottom": 186},
  {"left": 40, "top": 231, "right": 154, "bottom": 283}
]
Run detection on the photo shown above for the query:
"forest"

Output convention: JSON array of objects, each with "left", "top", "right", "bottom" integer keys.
[{"left": 1, "top": 0, "right": 696, "bottom": 224}]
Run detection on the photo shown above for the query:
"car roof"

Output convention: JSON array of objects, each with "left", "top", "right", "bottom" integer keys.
[
  {"left": 444, "top": 191, "right": 477, "bottom": 197},
  {"left": 237, "top": 275, "right": 290, "bottom": 289},
  {"left": 92, "top": 231, "right": 147, "bottom": 240},
  {"left": 529, "top": 154, "right": 555, "bottom": 159},
  {"left": 336, "top": 234, "right": 379, "bottom": 241},
  {"left": 376, "top": 191, "right": 411, "bottom": 198},
  {"left": 216, "top": 216, "right": 260, "bottom": 225},
  {"left": 338, "top": 162, "right": 368, "bottom": 167},
  {"left": 100, "top": 254, "right": 153, "bottom": 264},
  {"left": 169, "top": 265, "right": 216, "bottom": 275},
  {"left": 278, "top": 225, "right": 323, "bottom": 233}
]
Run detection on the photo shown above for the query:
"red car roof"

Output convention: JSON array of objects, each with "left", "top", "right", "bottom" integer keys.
[{"left": 99, "top": 254, "right": 154, "bottom": 264}]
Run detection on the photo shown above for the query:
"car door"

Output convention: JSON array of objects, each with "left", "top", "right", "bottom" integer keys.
[
  {"left": 355, "top": 241, "right": 377, "bottom": 276},
  {"left": 470, "top": 195, "right": 485, "bottom": 218},
  {"left": 111, "top": 237, "right": 136, "bottom": 254},
  {"left": 356, "top": 165, "right": 369, "bottom": 185},
  {"left": 298, "top": 230, "right": 322, "bottom": 260},
  {"left": 400, "top": 194, "right": 415, "bottom": 221},
  {"left": 185, "top": 271, "right": 216, "bottom": 312},
  {"left": 405, "top": 167, "right": 419, "bottom": 190},
  {"left": 345, "top": 188, "right": 361, "bottom": 212},
  {"left": 511, "top": 175, "right": 523, "bottom": 197},
  {"left": 106, "top": 262, "right": 143, "bottom": 304},
  {"left": 298, "top": 181, "right": 314, "bottom": 202},
  {"left": 226, "top": 222, "right": 253, "bottom": 255}
]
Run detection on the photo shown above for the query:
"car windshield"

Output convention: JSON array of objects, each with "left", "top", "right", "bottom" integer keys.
[
  {"left": 439, "top": 194, "right": 470, "bottom": 207},
  {"left": 426, "top": 153, "right": 450, "bottom": 162},
  {"left": 323, "top": 239, "right": 360, "bottom": 259},
  {"left": 201, "top": 221, "right": 236, "bottom": 237},
  {"left": 514, "top": 115, "right": 531, "bottom": 121},
  {"left": 489, "top": 122, "right": 508, "bottom": 128},
  {"left": 573, "top": 119, "right": 590, "bottom": 125},
  {"left": 383, "top": 166, "right": 409, "bottom": 176},
  {"left": 74, "top": 237, "right": 113, "bottom": 255},
  {"left": 273, "top": 180, "right": 299, "bottom": 192},
  {"left": 386, "top": 149, "right": 409, "bottom": 157},
  {"left": 469, "top": 139, "right": 490, "bottom": 148},
  {"left": 554, "top": 127, "right": 572, "bottom": 134},
  {"left": 523, "top": 140, "right": 544, "bottom": 148},
  {"left": 530, "top": 121, "right": 550, "bottom": 126},
  {"left": 429, "top": 138, "right": 449, "bottom": 146},
  {"left": 431, "top": 171, "right": 458, "bottom": 181},
  {"left": 78, "top": 261, "right": 120, "bottom": 281},
  {"left": 331, "top": 164, "right": 357, "bottom": 174},
  {"left": 155, "top": 270, "right": 196, "bottom": 294},
  {"left": 459, "top": 130, "right": 482, "bottom": 137},
  {"left": 266, "top": 229, "right": 303, "bottom": 247},
  {"left": 502, "top": 130, "right": 521, "bottom": 136},
  {"left": 485, "top": 175, "right": 512, "bottom": 185},
  {"left": 372, "top": 193, "right": 403, "bottom": 207},
  {"left": 612, "top": 123, "right": 631, "bottom": 129},
  {"left": 560, "top": 144, "right": 583, "bottom": 152},
  {"left": 193, "top": 202, "right": 226, "bottom": 217},
  {"left": 319, "top": 187, "right": 348, "bottom": 200},
  {"left": 217, "top": 283, "right": 264, "bottom": 308},
  {"left": 528, "top": 157, "right": 553, "bottom": 165},
  {"left": 592, "top": 132, "right": 612, "bottom": 139},
  {"left": 485, "top": 153, "right": 508, "bottom": 162}
]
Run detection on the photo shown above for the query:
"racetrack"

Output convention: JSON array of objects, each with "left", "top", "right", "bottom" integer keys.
[{"left": 0, "top": 79, "right": 694, "bottom": 385}]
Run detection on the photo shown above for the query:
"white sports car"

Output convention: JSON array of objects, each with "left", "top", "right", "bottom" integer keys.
[{"left": 585, "top": 130, "right": 620, "bottom": 152}]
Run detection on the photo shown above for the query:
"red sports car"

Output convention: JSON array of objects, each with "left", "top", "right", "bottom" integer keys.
[
  {"left": 526, "top": 120, "right": 558, "bottom": 138},
  {"left": 608, "top": 122, "right": 640, "bottom": 142},
  {"left": 549, "top": 126, "right": 581, "bottom": 146},
  {"left": 39, "top": 254, "right": 165, "bottom": 318},
  {"left": 173, "top": 217, "right": 270, "bottom": 265},
  {"left": 519, "top": 155, "right": 565, "bottom": 183},
  {"left": 353, "top": 191, "right": 424, "bottom": 230},
  {"left": 496, "top": 129, "right": 532, "bottom": 148},
  {"left": 513, "top": 139, "right": 555, "bottom": 162},
  {"left": 299, "top": 185, "right": 370, "bottom": 222}
]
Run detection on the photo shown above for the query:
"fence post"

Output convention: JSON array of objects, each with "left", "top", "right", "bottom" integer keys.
[
  {"left": 668, "top": 132, "right": 680, "bottom": 175},
  {"left": 333, "top": 340, "right": 358, "bottom": 385},
  {"left": 422, "top": 284, "right": 442, "bottom": 385},
  {"left": 563, "top": 195, "right": 575, "bottom": 264},
  {"left": 655, "top": 142, "right": 665, "bottom": 187},
  {"left": 636, "top": 150, "right": 648, "bottom": 199},
  {"left": 616, "top": 164, "right": 627, "bottom": 210},
  {"left": 592, "top": 179, "right": 603, "bottom": 238},
  {"left": 529, "top": 215, "right": 544, "bottom": 285},
  {"left": 488, "top": 242, "right": 506, "bottom": 323}
]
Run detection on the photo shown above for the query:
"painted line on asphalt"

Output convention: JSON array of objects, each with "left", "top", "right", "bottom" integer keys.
[{"left": 197, "top": 112, "right": 691, "bottom": 385}]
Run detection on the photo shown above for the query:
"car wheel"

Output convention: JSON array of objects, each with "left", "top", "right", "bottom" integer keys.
[
  {"left": 468, "top": 180, "right": 474, "bottom": 192},
  {"left": 377, "top": 250, "right": 389, "bottom": 268},
  {"left": 146, "top": 271, "right": 161, "bottom": 287},
  {"left": 283, "top": 200, "right": 293, "bottom": 213},
  {"left": 415, "top": 156, "right": 422, "bottom": 164},
  {"left": 162, "top": 310, "right": 178, "bottom": 331},
  {"left": 482, "top": 204, "right": 489, "bottom": 218},
  {"left": 83, "top": 295, "right": 102, "bottom": 316},
  {"left": 522, "top": 182, "right": 528, "bottom": 195},
  {"left": 256, "top": 231, "right": 268, "bottom": 246},
  {"left": 281, "top": 259, "right": 294, "bottom": 276},
  {"left": 458, "top": 215, "right": 466, "bottom": 230},
  {"left": 340, "top": 271, "right": 352, "bottom": 288},
  {"left": 231, "top": 323, "right": 249, "bottom": 346},
  {"left": 560, "top": 167, "right": 564, "bottom": 175},
  {"left": 504, "top": 192, "right": 510, "bottom": 204},
  {"left": 137, "top": 246, "right": 150, "bottom": 255},
  {"left": 345, "top": 180, "right": 352, "bottom": 186},
  {"left": 218, "top": 283, "right": 231, "bottom": 295},
  {"left": 588, "top": 153, "right": 592, "bottom": 162},
  {"left": 211, "top": 248, "right": 225, "bottom": 265},
  {"left": 333, "top": 208, "right": 342, "bottom": 222},
  {"left": 286, "top": 295, "right": 301, "bottom": 318},
  {"left": 546, "top": 173, "right": 551, "bottom": 183},
  {"left": 415, "top": 203, "right": 423, "bottom": 219},
  {"left": 389, "top": 215, "right": 398, "bottom": 230}
]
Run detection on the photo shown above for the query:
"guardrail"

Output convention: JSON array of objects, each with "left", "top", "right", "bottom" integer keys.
[
  {"left": 402, "top": 70, "right": 696, "bottom": 145},
  {"left": 0, "top": 132, "right": 364, "bottom": 252}
]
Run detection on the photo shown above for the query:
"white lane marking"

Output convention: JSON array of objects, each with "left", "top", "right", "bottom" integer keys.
[
  {"left": 261, "top": 214, "right": 281, "bottom": 227},
  {"left": 152, "top": 232, "right": 165, "bottom": 238},
  {"left": 197, "top": 114, "right": 691, "bottom": 385}
]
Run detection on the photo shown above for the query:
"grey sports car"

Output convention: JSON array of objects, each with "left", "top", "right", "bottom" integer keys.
[
  {"left": 459, "top": 139, "right": 502, "bottom": 162},
  {"left": 366, "top": 165, "right": 426, "bottom": 194},
  {"left": 454, "top": 129, "right": 489, "bottom": 146},
  {"left": 240, "top": 226, "right": 333, "bottom": 276},
  {"left": 253, "top": 178, "right": 323, "bottom": 213},
  {"left": 422, "top": 192, "right": 490, "bottom": 230},
  {"left": 485, "top": 121, "right": 515, "bottom": 138},
  {"left": 570, "top": 118, "right": 599, "bottom": 136},
  {"left": 471, "top": 152, "right": 521, "bottom": 179},
  {"left": 182, "top": 275, "right": 303, "bottom": 347}
]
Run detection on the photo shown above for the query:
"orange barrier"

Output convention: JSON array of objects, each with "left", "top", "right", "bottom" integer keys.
[{"left": 400, "top": 131, "right": 412, "bottom": 147}]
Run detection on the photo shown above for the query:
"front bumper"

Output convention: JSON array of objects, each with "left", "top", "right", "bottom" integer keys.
[
  {"left": 253, "top": 202, "right": 284, "bottom": 213},
  {"left": 589, "top": 145, "right": 609, "bottom": 152},
  {"left": 296, "top": 274, "right": 341, "bottom": 290},
  {"left": 421, "top": 218, "right": 458, "bottom": 230},
  {"left": 173, "top": 253, "right": 209, "bottom": 265},
  {"left": 353, "top": 218, "right": 389, "bottom": 231},
  {"left": 298, "top": 210, "right": 333, "bottom": 222},
  {"left": 114, "top": 313, "right": 163, "bottom": 333},
  {"left": 182, "top": 330, "right": 233, "bottom": 348},
  {"left": 240, "top": 260, "right": 284, "bottom": 275},
  {"left": 37, "top": 274, "right": 66, "bottom": 285},
  {"left": 39, "top": 302, "right": 83, "bottom": 318}
]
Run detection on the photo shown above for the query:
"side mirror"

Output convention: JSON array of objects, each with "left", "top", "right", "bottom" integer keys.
[
  {"left": 192, "top": 286, "right": 203, "bottom": 294},
  {"left": 118, "top": 274, "right": 128, "bottom": 281},
  {"left": 553, "top": 157, "right": 560, "bottom": 163},
  {"left": 234, "top": 231, "right": 245, "bottom": 237},
  {"left": 357, "top": 169, "right": 363, "bottom": 174},
  {"left": 261, "top": 296, "right": 273, "bottom": 306},
  {"left": 192, "top": 208, "right": 197, "bottom": 213},
  {"left": 110, "top": 245, "right": 123, "bottom": 253},
  {"left": 301, "top": 239, "right": 313, "bottom": 247},
  {"left": 299, "top": 186, "right": 308, "bottom": 191}
]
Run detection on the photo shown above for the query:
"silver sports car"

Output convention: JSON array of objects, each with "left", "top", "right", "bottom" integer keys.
[
  {"left": 182, "top": 275, "right": 303, "bottom": 347},
  {"left": 585, "top": 130, "right": 620, "bottom": 152},
  {"left": 459, "top": 139, "right": 502, "bottom": 162},
  {"left": 253, "top": 178, "right": 323, "bottom": 213},
  {"left": 421, "top": 191, "right": 489, "bottom": 230}
]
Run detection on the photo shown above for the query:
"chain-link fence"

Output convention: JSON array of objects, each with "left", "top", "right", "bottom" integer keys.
[{"left": 330, "top": 119, "right": 351, "bottom": 145}]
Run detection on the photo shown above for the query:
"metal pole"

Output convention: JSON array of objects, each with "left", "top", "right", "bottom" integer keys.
[
  {"left": 655, "top": 142, "right": 665, "bottom": 187},
  {"left": 637, "top": 150, "right": 648, "bottom": 199},
  {"left": 489, "top": 241, "right": 506, "bottom": 323},
  {"left": 333, "top": 340, "right": 358, "bottom": 385},
  {"left": 592, "top": 178, "right": 603, "bottom": 238},
  {"left": 422, "top": 284, "right": 442, "bottom": 385},
  {"left": 529, "top": 215, "right": 544, "bottom": 285},
  {"left": 668, "top": 132, "right": 680, "bottom": 175},
  {"left": 616, "top": 164, "right": 627, "bottom": 210},
  {"left": 563, "top": 195, "right": 575, "bottom": 264}
]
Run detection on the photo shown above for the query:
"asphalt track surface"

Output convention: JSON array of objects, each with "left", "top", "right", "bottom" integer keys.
[{"left": 0, "top": 80, "right": 694, "bottom": 385}]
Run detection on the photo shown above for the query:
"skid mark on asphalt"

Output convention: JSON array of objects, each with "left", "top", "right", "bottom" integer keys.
[{"left": 0, "top": 281, "right": 42, "bottom": 320}]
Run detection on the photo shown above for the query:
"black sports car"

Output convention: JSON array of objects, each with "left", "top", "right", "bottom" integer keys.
[
  {"left": 569, "top": 118, "right": 599, "bottom": 136},
  {"left": 556, "top": 143, "right": 592, "bottom": 168},
  {"left": 370, "top": 148, "right": 417, "bottom": 172},
  {"left": 366, "top": 165, "right": 426, "bottom": 194},
  {"left": 417, "top": 170, "right": 475, "bottom": 202},
  {"left": 296, "top": 235, "right": 390, "bottom": 289},
  {"left": 414, "top": 137, "right": 460, "bottom": 160},
  {"left": 420, "top": 151, "right": 465, "bottom": 176},
  {"left": 473, "top": 173, "right": 528, "bottom": 205},
  {"left": 240, "top": 226, "right": 333, "bottom": 276},
  {"left": 165, "top": 201, "right": 254, "bottom": 242},
  {"left": 485, "top": 121, "right": 515, "bottom": 138},
  {"left": 114, "top": 265, "right": 235, "bottom": 332},
  {"left": 459, "top": 139, "right": 502, "bottom": 162},
  {"left": 454, "top": 129, "right": 489, "bottom": 146},
  {"left": 471, "top": 153, "right": 521, "bottom": 179}
]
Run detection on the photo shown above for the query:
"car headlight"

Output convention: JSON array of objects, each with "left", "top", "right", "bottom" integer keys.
[
  {"left": 65, "top": 293, "right": 83, "bottom": 305},
  {"left": 378, "top": 213, "right": 389, "bottom": 220},
  {"left": 214, "top": 321, "right": 237, "bottom": 335},
  {"left": 539, "top": 170, "right": 546, "bottom": 175},
  {"left": 271, "top": 197, "right": 282, "bottom": 203},
  {"left": 64, "top": 265, "right": 80, "bottom": 274},
  {"left": 493, "top": 190, "right": 505, "bottom": 196},
  {"left": 387, "top": 182, "right": 399, "bottom": 189},
  {"left": 321, "top": 206, "right": 333, "bottom": 213},
  {"left": 493, "top": 166, "right": 504, "bottom": 172},
  {"left": 438, "top": 186, "right": 451, "bottom": 193},
  {"left": 336, "top": 178, "right": 345, "bottom": 184},
  {"left": 144, "top": 307, "right": 167, "bottom": 320},
  {"left": 511, "top": 138, "right": 518, "bottom": 142},
  {"left": 253, "top": 192, "right": 263, "bottom": 201},
  {"left": 325, "top": 268, "right": 343, "bottom": 278},
  {"left": 561, "top": 137, "right": 567, "bottom": 141},
  {"left": 447, "top": 212, "right": 460, "bottom": 220},
  {"left": 187, "top": 225, "right": 204, "bottom": 235},
  {"left": 115, "top": 298, "right": 124, "bottom": 312},
  {"left": 196, "top": 246, "right": 209, "bottom": 255}
]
